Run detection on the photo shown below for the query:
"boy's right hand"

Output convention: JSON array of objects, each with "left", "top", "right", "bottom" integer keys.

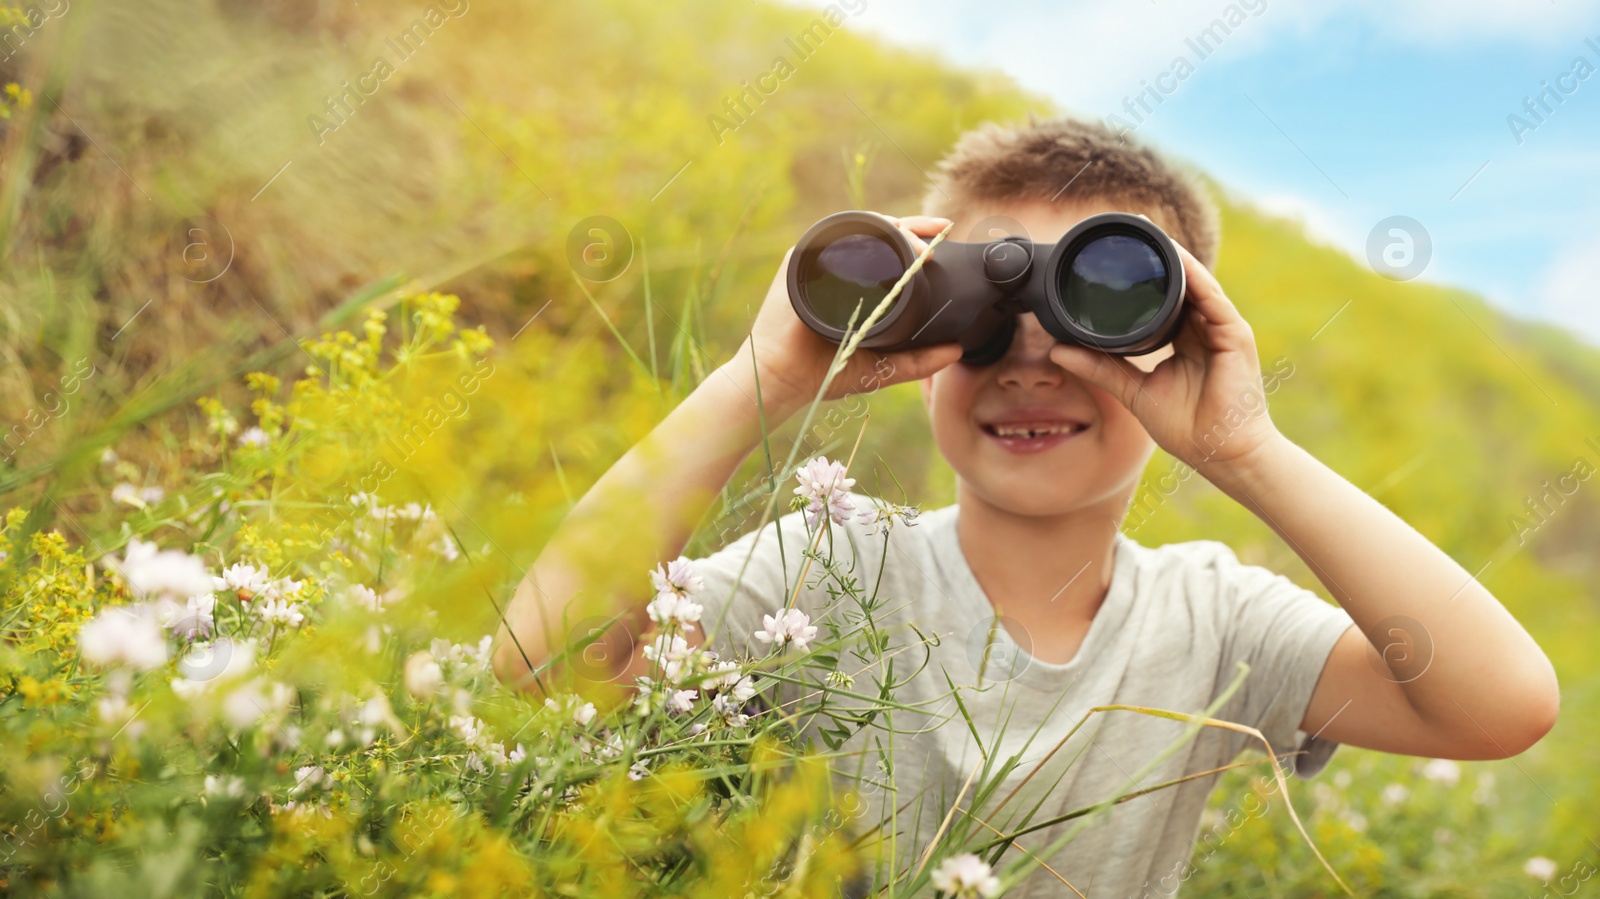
[{"left": 733, "top": 213, "right": 965, "bottom": 415}]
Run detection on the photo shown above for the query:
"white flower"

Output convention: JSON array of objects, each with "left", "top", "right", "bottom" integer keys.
[
  {"left": 1420, "top": 758, "right": 1460, "bottom": 787},
  {"left": 711, "top": 693, "right": 748, "bottom": 727},
  {"left": 290, "top": 765, "right": 332, "bottom": 797},
  {"left": 1524, "top": 856, "right": 1559, "bottom": 880},
  {"left": 220, "top": 678, "right": 294, "bottom": 730},
  {"left": 627, "top": 760, "right": 650, "bottom": 780},
  {"left": 433, "top": 532, "right": 459, "bottom": 561},
  {"left": 79, "top": 606, "right": 169, "bottom": 671},
  {"left": 253, "top": 598, "right": 305, "bottom": 630},
  {"left": 1381, "top": 783, "right": 1409, "bottom": 806},
  {"left": 664, "top": 688, "right": 698, "bottom": 715},
  {"left": 215, "top": 563, "right": 271, "bottom": 597},
  {"left": 203, "top": 775, "right": 245, "bottom": 799},
  {"left": 650, "top": 557, "right": 704, "bottom": 599},
  {"left": 172, "top": 637, "right": 257, "bottom": 696},
  {"left": 646, "top": 591, "right": 703, "bottom": 630},
  {"left": 96, "top": 693, "right": 146, "bottom": 739},
  {"left": 404, "top": 651, "right": 444, "bottom": 699},
  {"left": 753, "top": 608, "right": 818, "bottom": 653},
  {"left": 100, "top": 447, "right": 118, "bottom": 465},
  {"left": 346, "top": 584, "right": 384, "bottom": 613},
  {"left": 237, "top": 427, "right": 270, "bottom": 448},
  {"left": 111, "top": 483, "right": 141, "bottom": 506},
  {"left": 264, "top": 577, "right": 304, "bottom": 601},
  {"left": 110, "top": 538, "right": 214, "bottom": 600},
  {"left": 858, "top": 499, "right": 920, "bottom": 536},
  {"left": 139, "top": 486, "right": 166, "bottom": 505},
  {"left": 156, "top": 594, "right": 217, "bottom": 639},
  {"left": 508, "top": 744, "right": 527, "bottom": 765},
  {"left": 450, "top": 714, "right": 485, "bottom": 745},
  {"left": 930, "top": 853, "right": 1001, "bottom": 898},
  {"left": 793, "top": 457, "right": 856, "bottom": 528},
  {"left": 544, "top": 696, "right": 597, "bottom": 728}
]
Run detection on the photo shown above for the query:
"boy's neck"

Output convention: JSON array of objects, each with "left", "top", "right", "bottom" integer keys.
[{"left": 954, "top": 485, "right": 1127, "bottom": 657}]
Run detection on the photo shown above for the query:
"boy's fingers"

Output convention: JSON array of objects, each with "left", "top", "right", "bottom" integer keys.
[
  {"left": 876, "top": 343, "right": 963, "bottom": 385},
  {"left": 1049, "top": 344, "right": 1149, "bottom": 412},
  {"left": 1173, "top": 242, "right": 1245, "bottom": 329},
  {"left": 895, "top": 215, "right": 954, "bottom": 238}
]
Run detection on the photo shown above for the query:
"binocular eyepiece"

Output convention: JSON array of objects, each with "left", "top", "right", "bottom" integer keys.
[{"left": 786, "top": 211, "right": 1188, "bottom": 365}]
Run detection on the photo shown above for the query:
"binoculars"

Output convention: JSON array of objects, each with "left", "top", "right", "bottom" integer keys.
[{"left": 785, "top": 211, "right": 1188, "bottom": 365}]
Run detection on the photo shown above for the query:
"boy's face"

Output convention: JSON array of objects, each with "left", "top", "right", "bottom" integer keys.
[{"left": 920, "top": 198, "right": 1180, "bottom": 519}]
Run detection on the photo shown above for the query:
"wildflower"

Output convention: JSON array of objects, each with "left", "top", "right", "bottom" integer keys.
[
  {"left": 253, "top": 597, "right": 305, "bottom": 630},
  {"left": 96, "top": 693, "right": 147, "bottom": 739},
  {"left": 450, "top": 714, "right": 485, "bottom": 745},
  {"left": 650, "top": 557, "right": 705, "bottom": 599},
  {"left": 646, "top": 591, "right": 704, "bottom": 631},
  {"left": 404, "top": 650, "right": 444, "bottom": 699},
  {"left": 701, "top": 660, "right": 745, "bottom": 692},
  {"left": 100, "top": 447, "right": 118, "bottom": 465},
  {"left": 754, "top": 608, "right": 818, "bottom": 653},
  {"left": 1420, "top": 758, "right": 1460, "bottom": 787},
  {"left": 628, "top": 760, "right": 650, "bottom": 780},
  {"left": 264, "top": 577, "right": 304, "bottom": 601},
  {"left": 172, "top": 637, "right": 256, "bottom": 695},
  {"left": 156, "top": 594, "right": 217, "bottom": 639},
  {"left": 664, "top": 688, "right": 698, "bottom": 715},
  {"left": 432, "top": 532, "right": 459, "bottom": 561},
  {"left": 643, "top": 632, "right": 692, "bottom": 670},
  {"left": 140, "top": 486, "right": 165, "bottom": 505},
  {"left": 111, "top": 483, "right": 141, "bottom": 506},
  {"left": 110, "top": 538, "right": 215, "bottom": 600},
  {"left": 930, "top": 853, "right": 1001, "bottom": 898},
  {"left": 221, "top": 678, "right": 294, "bottom": 730},
  {"left": 203, "top": 775, "right": 245, "bottom": 799},
  {"left": 711, "top": 693, "right": 747, "bottom": 727},
  {"left": 1524, "top": 857, "right": 1558, "bottom": 880},
  {"left": 793, "top": 457, "right": 857, "bottom": 528},
  {"left": 78, "top": 606, "right": 169, "bottom": 671},
  {"left": 858, "top": 499, "right": 921, "bottom": 536},
  {"left": 347, "top": 584, "right": 384, "bottom": 613},
  {"left": 290, "top": 765, "right": 332, "bottom": 797},
  {"left": 1380, "top": 783, "right": 1409, "bottom": 806},
  {"left": 215, "top": 563, "right": 270, "bottom": 600},
  {"left": 237, "top": 427, "right": 270, "bottom": 448},
  {"left": 544, "top": 696, "right": 597, "bottom": 728},
  {"left": 508, "top": 744, "right": 527, "bottom": 766},
  {"left": 353, "top": 692, "right": 401, "bottom": 743}
]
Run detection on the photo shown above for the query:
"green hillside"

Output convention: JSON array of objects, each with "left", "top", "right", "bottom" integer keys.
[{"left": 1, "top": 0, "right": 1596, "bottom": 894}]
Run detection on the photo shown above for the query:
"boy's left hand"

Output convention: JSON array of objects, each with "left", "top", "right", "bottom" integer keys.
[{"left": 1047, "top": 240, "right": 1279, "bottom": 477}]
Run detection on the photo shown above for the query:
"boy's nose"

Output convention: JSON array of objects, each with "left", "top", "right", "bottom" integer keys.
[{"left": 994, "top": 314, "right": 1066, "bottom": 389}]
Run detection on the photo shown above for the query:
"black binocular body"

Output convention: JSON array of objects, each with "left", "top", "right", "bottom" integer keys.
[{"left": 785, "top": 211, "right": 1188, "bottom": 365}]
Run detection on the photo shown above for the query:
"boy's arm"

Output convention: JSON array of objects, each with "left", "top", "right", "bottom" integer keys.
[
  {"left": 492, "top": 217, "right": 962, "bottom": 691},
  {"left": 1050, "top": 244, "right": 1559, "bottom": 761}
]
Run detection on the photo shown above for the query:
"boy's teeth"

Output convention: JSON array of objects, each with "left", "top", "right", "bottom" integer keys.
[{"left": 993, "top": 424, "right": 1076, "bottom": 437}]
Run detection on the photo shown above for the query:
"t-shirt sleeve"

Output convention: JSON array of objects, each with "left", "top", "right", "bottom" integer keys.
[
  {"left": 691, "top": 506, "right": 840, "bottom": 660},
  {"left": 1204, "top": 542, "right": 1356, "bottom": 778}
]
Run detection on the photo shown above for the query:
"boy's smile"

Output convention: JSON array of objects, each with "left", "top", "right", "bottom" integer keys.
[{"left": 922, "top": 199, "right": 1181, "bottom": 519}]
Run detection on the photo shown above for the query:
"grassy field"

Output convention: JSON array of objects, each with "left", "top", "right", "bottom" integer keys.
[{"left": 1, "top": 0, "right": 1597, "bottom": 895}]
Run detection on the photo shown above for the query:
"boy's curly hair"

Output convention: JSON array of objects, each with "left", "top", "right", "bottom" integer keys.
[{"left": 920, "top": 115, "right": 1221, "bottom": 269}]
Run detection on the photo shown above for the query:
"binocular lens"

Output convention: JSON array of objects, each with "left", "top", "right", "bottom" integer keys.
[
  {"left": 796, "top": 232, "right": 903, "bottom": 332},
  {"left": 1057, "top": 233, "right": 1170, "bottom": 337}
]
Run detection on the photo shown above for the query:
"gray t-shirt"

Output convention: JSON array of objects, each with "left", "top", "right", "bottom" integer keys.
[{"left": 694, "top": 495, "right": 1354, "bottom": 898}]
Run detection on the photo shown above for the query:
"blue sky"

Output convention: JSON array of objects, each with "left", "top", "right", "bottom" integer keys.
[{"left": 818, "top": 0, "right": 1600, "bottom": 345}]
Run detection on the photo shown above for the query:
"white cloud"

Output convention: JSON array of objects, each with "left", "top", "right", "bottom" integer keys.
[
  {"left": 831, "top": 0, "right": 1600, "bottom": 119},
  {"left": 1536, "top": 235, "right": 1600, "bottom": 346},
  {"left": 1248, "top": 191, "right": 1361, "bottom": 255}
]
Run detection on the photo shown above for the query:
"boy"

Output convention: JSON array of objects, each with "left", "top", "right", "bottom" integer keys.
[{"left": 493, "top": 117, "right": 1559, "bottom": 895}]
